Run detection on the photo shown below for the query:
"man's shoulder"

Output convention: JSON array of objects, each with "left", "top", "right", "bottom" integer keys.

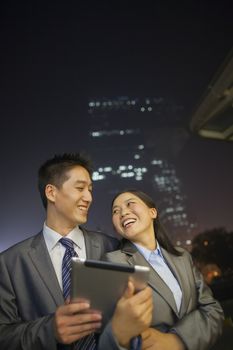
[
  {"left": 0, "top": 232, "right": 42, "bottom": 258},
  {"left": 81, "top": 227, "right": 120, "bottom": 250}
]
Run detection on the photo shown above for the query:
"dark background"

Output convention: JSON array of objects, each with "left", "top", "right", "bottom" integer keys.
[{"left": 1, "top": 1, "right": 233, "bottom": 251}]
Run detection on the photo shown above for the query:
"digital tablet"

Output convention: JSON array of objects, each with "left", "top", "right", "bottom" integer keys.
[{"left": 70, "top": 258, "right": 150, "bottom": 329}]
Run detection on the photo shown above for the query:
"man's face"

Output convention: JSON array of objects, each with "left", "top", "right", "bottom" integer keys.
[{"left": 48, "top": 166, "right": 93, "bottom": 229}]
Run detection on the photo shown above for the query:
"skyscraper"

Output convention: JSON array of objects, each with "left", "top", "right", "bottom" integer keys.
[{"left": 86, "top": 96, "right": 197, "bottom": 247}]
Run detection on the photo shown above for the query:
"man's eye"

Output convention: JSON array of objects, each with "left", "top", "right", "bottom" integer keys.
[
  {"left": 76, "top": 187, "right": 84, "bottom": 191},
  {"left": 112, "top": 209, "right": 119, "bottom": 215}
]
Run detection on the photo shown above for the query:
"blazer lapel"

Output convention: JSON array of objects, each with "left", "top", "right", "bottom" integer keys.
[
  {"left": 122, "top": 241, "right": 178, "bottom": 315},
  {"left": 28, "top": 232, "right": 64, "bottom": 306},
  {"left": 161, "top": 248, "right": 191, "bottom": 316}
]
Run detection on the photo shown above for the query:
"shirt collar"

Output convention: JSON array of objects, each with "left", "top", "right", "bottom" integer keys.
[
  {"left": 133, "top": 240, "right": 164, "bottom": 262},
  {"left": 43, "top": 222, "right": 84, "bottom": 252}
]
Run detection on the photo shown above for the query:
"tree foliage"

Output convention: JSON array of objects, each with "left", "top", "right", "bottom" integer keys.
[{"left": 191, "top": 227, "right": 233, "bottom": 272}]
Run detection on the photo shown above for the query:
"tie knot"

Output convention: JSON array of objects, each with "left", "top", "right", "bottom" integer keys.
[{"left": 59, "top": 237, "right": 75, "bottom": 250}]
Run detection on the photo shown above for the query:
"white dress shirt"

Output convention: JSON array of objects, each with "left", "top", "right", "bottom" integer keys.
[{"left": 43, "top": 223, "right": 86, "bottom": 290}]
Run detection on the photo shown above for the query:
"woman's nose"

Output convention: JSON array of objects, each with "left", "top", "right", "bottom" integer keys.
[{"left": 120, "top": 207, "right": 130, "bottom": 217}]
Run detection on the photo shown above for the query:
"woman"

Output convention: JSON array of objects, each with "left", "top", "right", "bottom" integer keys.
[{"left": 105, "top": 189, "right": 224, "bottom": 350}]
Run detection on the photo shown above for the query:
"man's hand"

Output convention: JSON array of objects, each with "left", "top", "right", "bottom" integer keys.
[
  {"left": 141, "top": 328, "right": 185, "bottom": 350},
  {"left": 111, "top": 281, "right": 153, "bottom": 348},
  {"left": 54, "top": 300, "right": 102, "bottom": 344}
]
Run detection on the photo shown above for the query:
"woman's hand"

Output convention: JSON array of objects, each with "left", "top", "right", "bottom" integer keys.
[
  {"left": 142, "top": 328, "right": 185, "bottom": 350},
  {"left": 111, "top": 281, "right": 153, "bottom": 348}
]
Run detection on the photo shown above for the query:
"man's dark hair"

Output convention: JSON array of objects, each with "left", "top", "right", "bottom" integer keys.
[
  {"left": 112, "top": 189, "right": 182, "bottom": 256},
  {"left": 38, "top": 153, "right": 93, "bottom": 209}
]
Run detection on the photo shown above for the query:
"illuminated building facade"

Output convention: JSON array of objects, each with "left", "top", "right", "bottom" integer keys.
[{"left": 86, "top": 96, "right": 197, "bottom": 247}]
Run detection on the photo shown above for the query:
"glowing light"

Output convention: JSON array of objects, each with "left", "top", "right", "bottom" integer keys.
[
  {"left": 121, "top": 172, "right": 135, "bottom": 178},
  {"left": 119, "top": 165, "right": 126, "bottom": 171},
  {"left": 92, "top": 172, "right": 105, "bottom": 181},
  {"left": 151, "top": 159, "right": 162, "bottom": 165},
  {"left": 135, "top": 176, "right": 142, "bottom": 181},
  {"left": 92, "top": 131, "right": 101, "bottom": 137}
]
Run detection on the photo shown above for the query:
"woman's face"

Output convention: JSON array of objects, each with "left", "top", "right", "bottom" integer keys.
[{"left": 112, "top": 192, "right": 157, "bottom": 244}]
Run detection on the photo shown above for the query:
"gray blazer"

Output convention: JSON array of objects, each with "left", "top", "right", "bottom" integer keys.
[
  {"left": 105, "top": 240, "right": 224, "bottom": 350},
  {"left": 0, "top": 228, "right": 119, "bottom": 350}
]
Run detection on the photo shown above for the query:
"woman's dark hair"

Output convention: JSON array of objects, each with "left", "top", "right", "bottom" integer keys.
[{"left": 112, "top": 189, "right": 182, "bottom": 256}]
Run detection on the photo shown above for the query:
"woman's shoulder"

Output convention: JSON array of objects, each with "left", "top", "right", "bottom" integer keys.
[
  {"left": 173, "top": 245, "right": 191, "bottom": 256},
  {"left": 104, "top": 249, "right": 129, "bottom": 264},
  {"left": 164, "top": 245, "right": 193, "bottom": 263}
]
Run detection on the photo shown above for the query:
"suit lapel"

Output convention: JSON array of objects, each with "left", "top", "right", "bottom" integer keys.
[
  {"left": 28, "top": 232, "right": 64, "bottom": 306},
  {"left": 122, "top": 241, "right": 178, "bottom": 315},
  {"left": 82, "top": 228, "right": 102, "bottom": 259},
  {"left": 161, "top": 247, "right": 191, "bottom": 316}
]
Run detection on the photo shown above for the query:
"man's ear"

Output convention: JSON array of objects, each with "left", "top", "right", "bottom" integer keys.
[
  {"left": 45, "top": 184, "right": 57, "bottom": 204},
  {"left": 150, "top": 207, "right": 157, "bottom": 219}
]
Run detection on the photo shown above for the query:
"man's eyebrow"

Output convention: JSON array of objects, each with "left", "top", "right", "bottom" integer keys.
[{"left": 74, "top": 180, "right": 93, "bottom": 186}]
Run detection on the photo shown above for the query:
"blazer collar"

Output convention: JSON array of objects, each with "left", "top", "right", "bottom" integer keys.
[
  {"left": 29, "top": 232, "right": 64, "bottom": 306},
  {"left": 121, "top": 240, "right": 180, "bottom": 315}
]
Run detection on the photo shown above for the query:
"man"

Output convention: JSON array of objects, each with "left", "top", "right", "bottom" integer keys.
[{"left": 0, "top": 153, "right": 153, "bottom": 350}]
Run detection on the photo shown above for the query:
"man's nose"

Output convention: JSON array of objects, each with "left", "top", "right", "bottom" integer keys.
[{"left": 82, "top": 189, "right": 92, "bottom": 202}]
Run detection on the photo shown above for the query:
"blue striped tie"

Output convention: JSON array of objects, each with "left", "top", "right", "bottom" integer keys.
[{"left": 59, "top": 238, "right": 96, "bottom": 350}]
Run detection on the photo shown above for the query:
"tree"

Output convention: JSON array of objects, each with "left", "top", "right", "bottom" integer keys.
[{"left": 191, "top": 228, "right": 233, "bottom": 283}]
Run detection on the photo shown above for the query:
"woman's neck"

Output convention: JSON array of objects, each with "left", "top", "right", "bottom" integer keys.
[{"left": 133, "top": 230, "right": 157, "bottom": 251}]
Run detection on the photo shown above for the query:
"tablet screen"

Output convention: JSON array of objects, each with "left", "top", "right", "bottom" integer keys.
[{"left": 71, "top": 258, "right": 149, "bottom": 329}]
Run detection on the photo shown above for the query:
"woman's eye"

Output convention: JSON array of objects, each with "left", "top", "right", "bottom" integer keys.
[{"left": 76, "top": 187, "right": 84, "bottom": 191}]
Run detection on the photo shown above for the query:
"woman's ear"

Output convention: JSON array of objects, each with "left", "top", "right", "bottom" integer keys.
[{"left": 150, "top": 207, "right": 157, "bottom": 219}]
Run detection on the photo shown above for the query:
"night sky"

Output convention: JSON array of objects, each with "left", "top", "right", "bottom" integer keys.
[{"left": 1, "top": 1, "right": 233, "bottom": 251}]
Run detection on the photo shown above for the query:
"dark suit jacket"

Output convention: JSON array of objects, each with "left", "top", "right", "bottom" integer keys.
[
  {"left": 0, "top": 228, "right": 119, "bottom": 350},
  {"left": 105, "top": 240, "right": 224, "bottom": 350}
]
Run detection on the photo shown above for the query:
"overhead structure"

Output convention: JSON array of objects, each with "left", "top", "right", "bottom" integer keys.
[{"left": 190, "top": 49, "right": 233, "bottom": 141}]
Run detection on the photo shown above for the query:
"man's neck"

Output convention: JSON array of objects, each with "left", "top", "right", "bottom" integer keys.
[{"left": 45, "top": 217, "right": 77, "bottom": 236}]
